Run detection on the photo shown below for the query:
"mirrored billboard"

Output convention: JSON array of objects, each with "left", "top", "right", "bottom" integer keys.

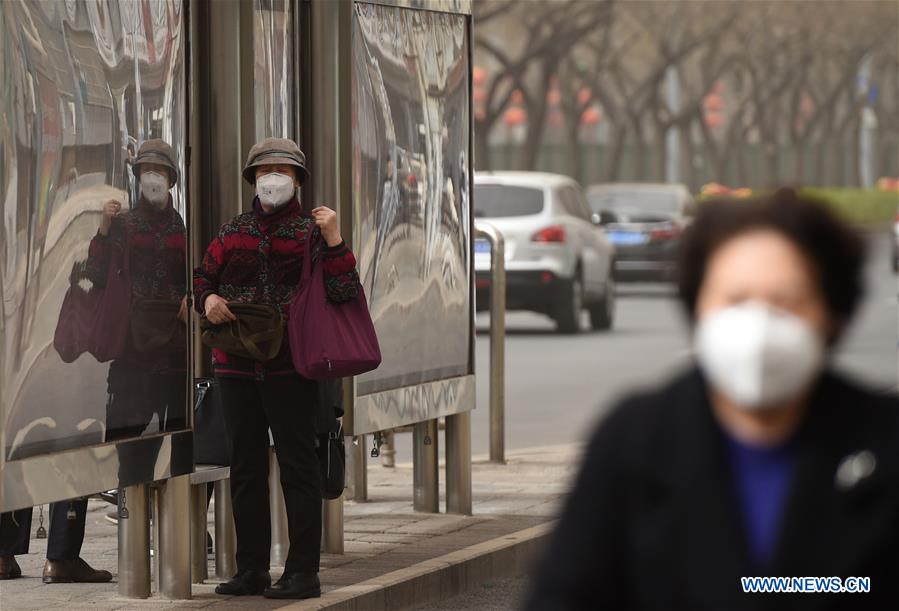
[
  {"left": 0, "top": 0, "right": 188, "bottom": 461},
  {"left": 352, "top": 2, "right": 471, "bottom": 396}
]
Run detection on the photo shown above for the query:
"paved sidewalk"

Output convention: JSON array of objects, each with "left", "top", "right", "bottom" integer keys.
[{"left": 0, "top": 444, "right": 580, "bottom": 610}]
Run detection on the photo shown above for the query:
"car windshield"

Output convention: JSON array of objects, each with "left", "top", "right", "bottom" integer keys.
[
  {"left": 588, "top": 190, "right": 679, "bottom": 216},
  {"left": 474, "top": 184, "right": 544, "bottom": 218}
]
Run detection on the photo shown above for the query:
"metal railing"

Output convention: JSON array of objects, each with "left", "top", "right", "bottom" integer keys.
[{"left": 474, "top": 222, "right": 506, "bottom": 464}]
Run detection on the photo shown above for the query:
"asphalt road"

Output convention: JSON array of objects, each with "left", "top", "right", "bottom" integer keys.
[{"left": 390, "top": 231, "right": 897, "bottom": 466}]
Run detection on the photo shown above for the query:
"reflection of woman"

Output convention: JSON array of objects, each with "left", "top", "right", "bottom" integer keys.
[
  {"left": 89, "top": 139, "right": 187, "bottom": 441},
  {"left": 527, "top": 189, "right": 899, "bottom": 610}
]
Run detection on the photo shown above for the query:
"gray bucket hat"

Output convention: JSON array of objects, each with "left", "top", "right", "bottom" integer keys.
[
  {"left": 242, "top": 137, "right": 310, "bottom": 186},
  {"left": 131, "top": 139, "right": 178, "bottom": 186}
]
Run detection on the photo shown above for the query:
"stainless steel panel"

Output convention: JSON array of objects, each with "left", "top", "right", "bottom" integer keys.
[
  {"left": 253, "top": 0, "right": 294, "bottom": 140},
  {"left": 1, "top": 430, "right": 194, "bottom": 512},
  {"left": 353, "top": 374, "right": 475, "bottom": 435},
  {"left": 352, "top": 2, "right": 472, "bottom": 396},
  {"left": 0, "top": 0, "right": 189, "bottom": 479},
  {"left": 360, "top": 0, "right": 472, "bottom": 15}
]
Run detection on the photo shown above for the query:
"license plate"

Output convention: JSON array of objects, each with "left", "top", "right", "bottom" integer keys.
[
  {"left": 474, "top": 239, "right": 491, "bottom": 254},
  {"left": 607, "top": 231, "right": 647, "bottom": 245}
]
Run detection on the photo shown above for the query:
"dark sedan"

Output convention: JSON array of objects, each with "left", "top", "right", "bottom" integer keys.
[{"left": 586, "top": 183, "right": 694, "bottom": 281}]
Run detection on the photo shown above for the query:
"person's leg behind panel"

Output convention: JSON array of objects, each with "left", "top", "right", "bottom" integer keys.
[
  {"left": 260, "top": 375, "right": 322, "bottom": 600},
  {"left": 43, "top": 499, "right": 112, "bottom": 584},
  {"left": 215, "top": 377, "right": 272, "bottom": 596},
  {"left": 0, "top": 509, "right": 32, "bottom": 579}
]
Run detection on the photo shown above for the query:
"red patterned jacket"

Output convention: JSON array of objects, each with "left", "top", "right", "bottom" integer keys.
[
  {"left": 87, "top": 198, "right": 187, "bottom": 370},
  {"left": 193, "top": 197, "right": 359, "bottom": 380}
]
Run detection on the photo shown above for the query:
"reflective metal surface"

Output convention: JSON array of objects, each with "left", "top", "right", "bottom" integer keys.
[
  {"left": 352, "top": 2, "right": 472, "bottom": 396},
  {"left": 1, "top": 430, "right": 193, "bottom": 512},
  {"left": 475, "top": 222, "right": 506, "bottom": 464},
  {"left": 364, "top": 0, "right": 472, "bottom": 15},
  {"left": 118, "top": 482, "right": 151, "bottom": 598},
  {"left": 353, "top": 374, "right": 475, "bottom": 435},
  {"left": 157, "top": 474, "right": 192, "bottom": 599},
  {"left": 0, "top": 0, "right": 189, "bottom": 480},
  {"left": 253, "top": 0, "right": 294, "bottom": 140}
]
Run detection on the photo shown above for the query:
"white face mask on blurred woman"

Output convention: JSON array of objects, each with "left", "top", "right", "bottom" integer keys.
[
  {"left": 695, "top": 301, "right": 825, "bottom": 410},
  {"left": 256, "top": 172, "right": 295, "bottom": 208},
  {"left": 140, "top": 171, "right": 170, "bottom": 207}
]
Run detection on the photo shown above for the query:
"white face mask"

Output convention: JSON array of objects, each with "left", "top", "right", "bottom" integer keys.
[
  {"left": 256, "top": 172, "right": 296, "bottom": 208},
  {"left": 694, "top": 302, "right": 825, "bottom": 410},
  {"left": 140, "top": 171, "right": 170, "bottom": 207}
]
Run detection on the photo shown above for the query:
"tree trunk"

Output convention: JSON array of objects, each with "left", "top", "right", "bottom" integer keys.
[
  {"left": 474, "top": 119, "right": 492, "bottom": 172},
  {"left": 605, "top": 123, "right": 627, "bottom": 182},
  {"left": 654, "top": 120, "right": 667, "bottom": 183},
  {"left": 565, "top": 119, "right": 583, "bottom": 184}
]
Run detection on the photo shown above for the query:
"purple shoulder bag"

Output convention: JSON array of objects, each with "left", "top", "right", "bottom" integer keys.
[
  {"left": 54, "top": 239, "right": 131, "bottom": 363},
  {"left": 288, "top": 231, "right": 381, "bottom": 379}
]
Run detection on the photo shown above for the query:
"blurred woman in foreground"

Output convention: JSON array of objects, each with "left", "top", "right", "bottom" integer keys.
[{"left": 526, "top": 189, "right": 899, "bottom": 611}]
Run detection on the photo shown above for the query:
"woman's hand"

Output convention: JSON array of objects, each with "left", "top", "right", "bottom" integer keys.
[
  {"left": 178, "top": 295, "right": 188, "bottom": 324},
  {"left": 99, "top": 199, "right": 122, "bottom": 236},
  {"left": 312, "top": 205, "right": 342, "bottom": 246},
  {"left": 204, "top": 294, "right": 237, "bottom": 325}
]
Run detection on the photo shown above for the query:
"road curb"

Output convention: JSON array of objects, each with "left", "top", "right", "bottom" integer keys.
[{"left": 281, "top": 521, "right": 555, "bottom": 610}]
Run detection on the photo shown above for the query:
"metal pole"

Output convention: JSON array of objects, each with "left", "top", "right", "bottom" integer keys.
[
  {"left": 157, "top": 474, "right": 192, "bottom": 599},
  {"left": 190, "top": 483, "right": 208, "bottom": 584},
  {"left": 475, "top": 222, "right": 506, "bottom": 464},
  {"left": 321, "top": 497, "right": 344, "bottom": 554},
  {"left": 380, "top": 430, "right": 396, "bottom": 468},
  {"left": 445, "top": 411, "right": 472, "bottom": 515},
  {"left": 346, "top": 435, "right": 367, "bottom": 502},
  {"left": 413, "top": 419, "right": 439, "bottom": 513},
  {"left": 118, "top": 483, "right": 151, "bottom": 599},
  {"left": 269, "top": 448, "right": 290, "bottom": 567},
  {"left": 213, "top": 480, "right": 236, "bottom": 579}
]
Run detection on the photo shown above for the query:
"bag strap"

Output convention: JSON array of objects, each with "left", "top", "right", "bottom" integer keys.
[
  {"left": 235, "top": 317, "right": 282, "bottom": 361},
  {"left": 302, "top": 225, "right": 321, "bottom": 283}
]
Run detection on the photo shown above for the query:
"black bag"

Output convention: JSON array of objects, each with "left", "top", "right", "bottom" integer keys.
[
  {"left": 194, "top": 378, "right": 230, "bottom": 466},
  {"left": 316, "top": 379, "right": 345, "bottom": 499},
  {"left": 317, "top": 420, "right": 345, "bottom": 500}
]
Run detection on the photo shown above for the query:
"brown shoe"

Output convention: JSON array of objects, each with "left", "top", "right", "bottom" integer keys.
[
  {"left": 0, "top": 556, "right": 22, "bottom": 580},
  {"left": 42, "top": 557, "right": 112, "bottom": 584}
]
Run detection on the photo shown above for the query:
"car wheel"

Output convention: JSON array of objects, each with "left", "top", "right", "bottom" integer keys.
[
  {"left": 589, "top": 274, "right": 615, "bottom": 331},
  {"left": 554, "top": 275, "right": 583, "bottom": 334}
]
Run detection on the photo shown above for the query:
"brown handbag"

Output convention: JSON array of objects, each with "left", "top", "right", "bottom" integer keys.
[
  {"left": 199, "top": 302, "right": 284, "bottom": 361},
  {"left": 131, "top": 299, "right": 186, "bottom": 352}
]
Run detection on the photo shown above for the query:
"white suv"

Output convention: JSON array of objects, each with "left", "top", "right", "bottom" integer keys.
[{"left": 474, "top": 172, "right": 616, "bottom": 333}]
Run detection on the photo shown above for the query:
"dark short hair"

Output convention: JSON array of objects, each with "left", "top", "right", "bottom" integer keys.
[{"left": 677, "top": 188, "right": 865, "bottom": 339}]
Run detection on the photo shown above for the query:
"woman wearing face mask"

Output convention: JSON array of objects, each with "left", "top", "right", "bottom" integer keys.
[
  {"left": 92, "top": 139, "right": 189, "bottom": 443},
  {"left": 0, "top": 140, "right": 189, "bottom": 585},
  {"left": 525, "top": 188, "right": 899, "bottom": 611},
  {"left": 193, "top": 137, "right": 360, "bottom": 600}
]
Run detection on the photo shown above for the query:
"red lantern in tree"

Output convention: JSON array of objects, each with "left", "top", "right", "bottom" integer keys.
[
  {"left": 703, "top": 94, "right": 723, "bottom": 112},
  {"left": 577, "top": 87, "right": 592, "bottom": 106},
  {"left": 504, "top": 107, "right": 527, "bottom": 126},
  {"left": 581, "top": 107, "right": 602, "bottom": 126},
  {"left": 473, "top": 66, "right": 486, "bottom": 87},
  {"left": 704, "top": 112, "right": 724, "bottom": 129}
]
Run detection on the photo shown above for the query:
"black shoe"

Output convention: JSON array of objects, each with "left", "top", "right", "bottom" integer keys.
[
  {"left": 264, "top": 571, "right": 321, "bottom": 599},
  {"left": 215, "top": 569, "right": 271, "bottom": 596}
]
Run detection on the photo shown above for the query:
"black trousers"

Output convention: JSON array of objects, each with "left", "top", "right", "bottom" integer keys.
[
  {"left": 218, "top": 375, "right": 321, "bottom": 574},
  {"left": 106, "top": 360, "right": 186, "bottom": 441},
  {"left": 0, "top": 499, "right": 88, "bottom": 560}
]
